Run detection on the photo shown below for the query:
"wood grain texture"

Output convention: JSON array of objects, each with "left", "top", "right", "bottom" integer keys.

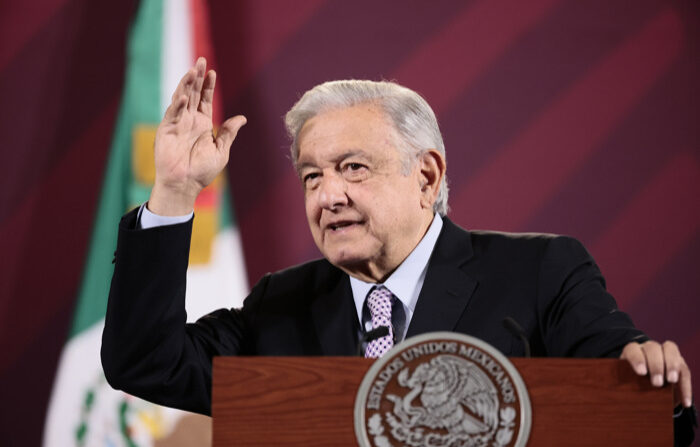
[{"left": 213, "top": 357, "right": 672, "bottom": 446}]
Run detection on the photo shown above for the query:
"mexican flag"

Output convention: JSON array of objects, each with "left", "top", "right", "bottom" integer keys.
[{"left": 42, "top": 0, "right": 248, "bottom": 445}]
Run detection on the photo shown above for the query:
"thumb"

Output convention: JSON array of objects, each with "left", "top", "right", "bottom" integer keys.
[{"left": 216, "top": 115, "right": 247, "bottom": 153}]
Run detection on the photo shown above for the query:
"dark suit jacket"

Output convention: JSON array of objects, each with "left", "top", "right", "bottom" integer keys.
[{"left": 102, "top": 208, "right": 647, "bottom": 415}]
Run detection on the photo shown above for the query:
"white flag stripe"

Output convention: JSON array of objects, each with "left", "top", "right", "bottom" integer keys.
[
  {"left": 186, "top": 228, "right": 248, "bottom": 321},
  {"left": 161, "top": 0, "right": 192, "bottom": 117}
]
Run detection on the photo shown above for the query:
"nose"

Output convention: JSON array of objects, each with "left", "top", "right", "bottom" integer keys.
[{"left": 317, "top": 172, "right": 348, "bottom": 211}]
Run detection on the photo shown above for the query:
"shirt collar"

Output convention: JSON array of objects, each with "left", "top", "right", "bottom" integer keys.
[{"left": 350, "top": 213, "right": 443, "bottom": 323}]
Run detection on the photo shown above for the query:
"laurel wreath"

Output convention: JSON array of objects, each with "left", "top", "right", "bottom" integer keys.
[
  {"left": 76, "top": 372, "right": 138, "bottom": 446},
  {"left": 368, "top": 413, "right": 393, "bottom": 447},
  {"left": 369, "top": 405, "right": 518, "bottom": 447}
]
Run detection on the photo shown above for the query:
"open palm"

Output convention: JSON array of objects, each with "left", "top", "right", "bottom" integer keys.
[{"left": 150, "top": 57, "right": 246, "bottom": 215}]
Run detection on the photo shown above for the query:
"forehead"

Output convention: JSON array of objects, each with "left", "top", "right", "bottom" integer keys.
[{"left": 296, "top": 104, "right": 402, "bottom": 164}]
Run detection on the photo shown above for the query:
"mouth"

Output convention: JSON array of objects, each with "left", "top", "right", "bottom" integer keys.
[{"left": 326, "top": 220, "right": 363, "bottom": 232}]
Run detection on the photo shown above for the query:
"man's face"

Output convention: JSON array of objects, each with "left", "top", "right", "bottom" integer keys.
[{"left": 296, "top": 103, "right": 434, "bottom": 282}]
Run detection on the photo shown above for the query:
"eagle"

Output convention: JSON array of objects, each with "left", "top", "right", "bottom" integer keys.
[{"left": 386, "top": 354, "right": 500, "bottom": 437}]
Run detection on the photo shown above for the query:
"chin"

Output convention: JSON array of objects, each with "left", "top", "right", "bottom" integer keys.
[
  {"left": 326, "top": 252, "right": 363, "bottom": 267},
  {"left": 323, "top": 247, "right": 369, "bottom": 269}
]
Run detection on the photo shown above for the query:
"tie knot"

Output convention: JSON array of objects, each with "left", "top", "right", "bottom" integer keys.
[{"left": 366, "top": 286, "right": 394, "bottom": 319}]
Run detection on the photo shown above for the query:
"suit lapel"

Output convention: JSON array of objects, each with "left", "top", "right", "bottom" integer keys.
[
  {"left": 310, "top": 272, "right": 360, "bottom": 355},
  {"left": 406, "top": 218, "right": 478, "bottom": 338}
]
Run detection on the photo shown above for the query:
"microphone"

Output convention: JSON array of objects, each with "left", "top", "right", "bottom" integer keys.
[
  {"left": 502, "top": 316, "right": 531, "bottom": 358},
  {"left": 357, "top": 326, "right": 390, "bottom": 356}
]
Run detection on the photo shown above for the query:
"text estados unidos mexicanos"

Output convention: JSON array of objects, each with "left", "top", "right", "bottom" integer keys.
[{"left": 366, "top": 341, "right": 516, "bottom": 410}]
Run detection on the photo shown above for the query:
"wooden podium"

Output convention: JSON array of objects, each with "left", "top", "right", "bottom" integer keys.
[{"left": 212, "top": 357, "right": 672, "bottom": 446}]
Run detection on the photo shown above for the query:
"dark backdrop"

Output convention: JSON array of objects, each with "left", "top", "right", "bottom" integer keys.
[{"left": 1, "top": 1, "right": 697, "bottom": 444}]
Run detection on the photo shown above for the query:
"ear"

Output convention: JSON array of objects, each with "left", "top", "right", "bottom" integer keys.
[{"left": 417, "top": 149, "right": 446, "bottom": 210}]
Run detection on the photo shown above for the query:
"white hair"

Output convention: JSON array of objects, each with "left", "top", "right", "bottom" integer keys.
[{"left": 284, "top": 80, "right": 449, "bottom": 216}]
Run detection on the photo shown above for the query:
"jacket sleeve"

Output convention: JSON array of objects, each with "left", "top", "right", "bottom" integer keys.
[
  {"left": 100, "top": 208, "right": 266, "bottom": 415},
  {"left": 538, "top": 236, "right": 696, "bottom": 446},
  {"left": 536, "top": 235, "right": 648, "bottom": 358}
]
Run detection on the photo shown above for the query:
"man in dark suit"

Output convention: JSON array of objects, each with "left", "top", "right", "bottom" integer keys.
[{"left": 101, "top": 58, "right": 694, "bottom": 440}]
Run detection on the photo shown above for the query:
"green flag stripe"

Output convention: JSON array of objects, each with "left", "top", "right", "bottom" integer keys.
[
  {"left": 220, "top": 182, "right": 235, "bottom": 229},
  {"left": 69, "top": 0, "right": 163, "bottom": 337}
]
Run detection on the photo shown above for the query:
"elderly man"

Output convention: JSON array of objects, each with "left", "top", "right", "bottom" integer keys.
[{"left": 101, "top": 58, "right": 694, "bottom": 439}]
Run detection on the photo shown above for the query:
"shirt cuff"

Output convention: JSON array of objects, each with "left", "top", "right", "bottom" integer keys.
[{"left": 138, "top": 203, "right": 194, "bottom": 229}]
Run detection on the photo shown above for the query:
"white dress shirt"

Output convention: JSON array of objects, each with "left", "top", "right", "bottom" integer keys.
[
  {"left": 138, "top": 203, "right": 193, "bottom": 229},
  {"left": 350, "top": 214, "right": 443, "bottom": 342}
]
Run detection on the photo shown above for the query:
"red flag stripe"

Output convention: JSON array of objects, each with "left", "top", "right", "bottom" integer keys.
[
  {"left": 240, "top": 170, "right": 313, "bottom": 274},
  {"left": 190, "top": 0, "right": 223, "bottom": 124}
]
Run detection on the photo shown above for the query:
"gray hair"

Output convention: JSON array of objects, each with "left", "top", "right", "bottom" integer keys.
[{"left": 284, "top": 80, "right": 449, "bottom": 216}]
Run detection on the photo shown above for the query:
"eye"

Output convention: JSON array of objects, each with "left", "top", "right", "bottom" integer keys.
[
  {"left": 341, "top": 162, "right": 367, "bottom": 175},
  {"left": 302, "top": 172, "right": 321, "bottom": 189},
  {"left": 341, "top": 162, "right": 368, "bottom": 180}
]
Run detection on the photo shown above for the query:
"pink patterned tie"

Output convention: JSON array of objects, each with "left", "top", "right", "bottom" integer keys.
[{"left": 364, "top": 286, "right": 395, "bottom": 359}]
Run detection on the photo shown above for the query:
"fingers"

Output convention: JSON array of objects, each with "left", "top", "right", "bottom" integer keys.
[
  {"left": 167, "top": 57, "right": 212, "bottom": 121},
  {"left": 678, "top": 362, "right": 692, "bottom": 407},
  {"left": 164, "top": 95, "right": 187, "bottom": 123},
  {"left": 215, "top": 115, "right": 247, "bottom": 153},
  {"left": 621, "top": 341, "right": 663, "bottom": 384},
  {"left": 188, "top": 57, "right": 206, "bottom": 112},
  {"left": 620, "top": 342, "right": 647, "bottom": 375},
  {"left": 199, "top": 70, "right": 216, "bottom": 117},
  {"left": 172, "top": 66, "right": 196, "bottom": 105},
  {"left": 643, "top": 341, "right": 665, "bottom": 387},
  {"left": 622, "top": 340, "right": 693, "bottom": 408},
  {"left": 663, "top": 341, "right": 682, "bottom": 383},
  {"left": 663, "top": 341, "right": 693, "bottom": 407}
]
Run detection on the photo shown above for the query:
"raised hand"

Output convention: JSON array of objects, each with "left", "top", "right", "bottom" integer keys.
[{"left": 148, "top": 57, "right": 246, "bottom": 215}]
